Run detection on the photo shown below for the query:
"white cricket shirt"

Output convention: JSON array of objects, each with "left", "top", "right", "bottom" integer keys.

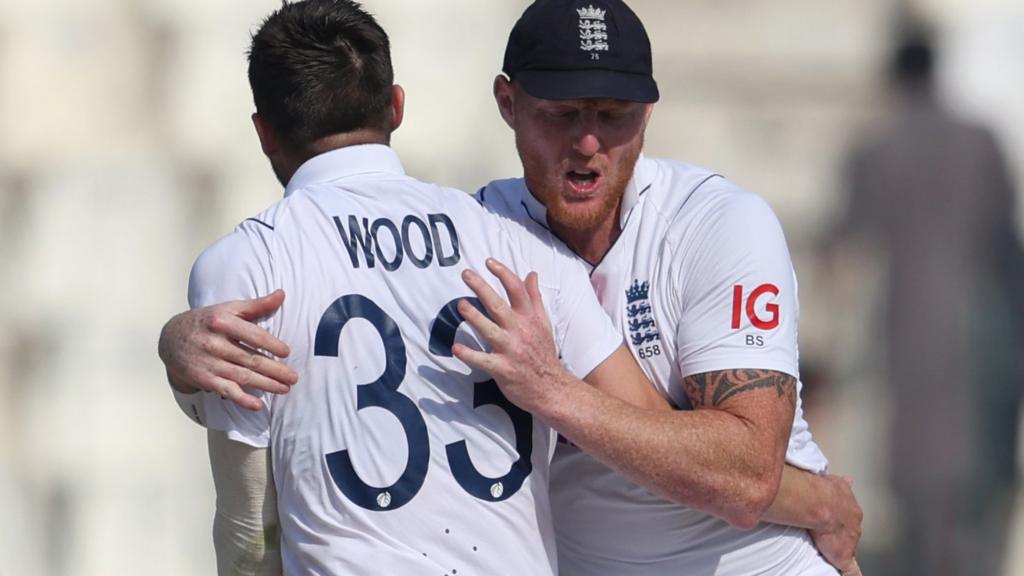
[
  {"left": 187, "top": 145, "right": 622, "bottom": 575},
  {"left": 481, "top": 157, "right": 836, "bottom": 575}
]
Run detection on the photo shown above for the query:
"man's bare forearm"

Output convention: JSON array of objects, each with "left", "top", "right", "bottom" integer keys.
[
  {"left": 763, "top": 466, "right": 833, "bottom": 529},
  {"left": 534, "top": 369, "right": 792, "bottom": 529},
  {"left": 764, "top": 466, "right": 863, "bottom": 572}
]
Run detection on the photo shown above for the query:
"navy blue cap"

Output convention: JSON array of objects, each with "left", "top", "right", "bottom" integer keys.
[{"left": 502, "top": 0, "right": 659, "bottom": 103}]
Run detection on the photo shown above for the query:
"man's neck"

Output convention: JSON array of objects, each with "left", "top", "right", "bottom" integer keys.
[
  {"left": 550, "top": 208, "right": 622, "bottom": 267},
  {"left": 277, "top": 129, "right": 390, "bottom": 184},
  {"left": 307, "top": 129, "right": 390, "bottom": 157}
]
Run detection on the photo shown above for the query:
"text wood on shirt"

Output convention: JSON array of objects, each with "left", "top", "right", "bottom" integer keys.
[{"left": 334, "top": 213, "right": 461, "bottom": 271}]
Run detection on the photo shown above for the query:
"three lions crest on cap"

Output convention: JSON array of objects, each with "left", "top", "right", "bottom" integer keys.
[{"left": 578, "top": 5, "right": 609, "bottom": 57}]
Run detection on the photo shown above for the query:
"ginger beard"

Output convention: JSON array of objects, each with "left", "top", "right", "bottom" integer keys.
[{"left": 516, "top": 131, "right": 643, "bottom": 233}]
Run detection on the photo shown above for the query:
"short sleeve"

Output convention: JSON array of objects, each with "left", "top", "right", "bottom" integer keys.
[
  {"left": 786, "top": 380, "right": 829, "bottom": 473},
  {"left": 187, "top": 220, "right": 279, "bottom": 448},
  {"left": 674, "top": 191, "right": 800, "bottom": 379},
  {"left": 550, "top": 253, "right": 623, "bottom": 379}
]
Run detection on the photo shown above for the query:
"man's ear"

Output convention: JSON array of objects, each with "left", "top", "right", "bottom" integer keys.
[
  {"left": 493, "top": 75, "right": 516, "bottom": 128},
  {"left": 390, "top": 84, "right": 405, "bottom": 132},
  {"left": 252, "top": 113, "right": 278, "bottom": 157}
]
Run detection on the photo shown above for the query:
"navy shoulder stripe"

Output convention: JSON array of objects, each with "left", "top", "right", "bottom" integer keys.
[
  {"left": 665, "top": 173, "right": 722, "bottom": 224},
  {"left": 244, "top": 218, "right": 275, "bottom": 231}
]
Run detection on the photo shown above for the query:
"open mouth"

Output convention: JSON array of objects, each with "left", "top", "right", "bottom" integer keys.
[{"left": 566, "top": 170, "right": 601, "bottom": 195}]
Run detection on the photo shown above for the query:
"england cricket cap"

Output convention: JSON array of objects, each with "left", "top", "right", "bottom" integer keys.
[{"left": 502, "top": 0, "right": 659, "bottom": 103}]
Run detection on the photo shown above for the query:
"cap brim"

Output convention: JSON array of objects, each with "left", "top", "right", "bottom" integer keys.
[{"left": 515, "top": 69, "right": 659, "bottom": 103}]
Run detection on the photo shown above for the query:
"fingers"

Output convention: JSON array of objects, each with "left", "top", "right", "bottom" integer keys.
[
  {"left": 208, "top": 307, "right": 292, "bottom": 360},
  {"left": 169, "top": 344, "right": 289, "bottom": 399},
  {"left": 236, "top": 340, "right": 297, "bottom": 387},
  {"left": 525, "top": 271, "right": 543, "bottom": 306},
  {"left": 160, "top": 293, "right": 296, "bottom": 414},
  {"left": 524, "top": 271, "right": 553, "bottom": 330},
  {"left": 200, "top": 315, "right": 297, "bottom": 388},
  {"left": 175, "top": 351, "right": 276, "bottom": 411},
  {"left": 210, "top": 340, "right": 296, "bottom": 394},
  {"left": 209, "top": 375, "right": 266, "bottom": 412},
  {"left": 840, "top": 558, "right": 862, "bottom": 576},
  {"left": 451, "top": 299, "right": 508, "bottom": 380},
  {"left": 451, "top": 342, "right": 498, "bottom": 374},
  {"left": 236, "top": 289, "right": 286, "bottom": 322},
  {"left": 163, "top": 301, "right": 297, "bottom": 399},
  {"left": 462, "top": 269, "right": 512, "bottom": 321},
  {"left": 462, "top": 259, "right": 541, "bottom": 324},
  {"left": 456, "top": 298, "right": 504, "bottom": 348},
  {"left": 485, "top": 258, "right": 530, "bottom": 311}
]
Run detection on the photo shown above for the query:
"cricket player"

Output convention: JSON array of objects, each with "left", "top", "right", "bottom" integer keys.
[
  {"left": 162, "top": 0, "right": 863, "bottom": 574},
  {"left": 457, "top": 1, "right": 855, "bottom": 573},
  {"left": 181, "top": 1, "right": 666, "bottom": 573},
  {"left": 446, "top": 1, "right": 859, "bottom": 573}
]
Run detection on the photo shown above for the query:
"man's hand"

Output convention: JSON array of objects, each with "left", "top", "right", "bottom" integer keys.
[
  {"left": 158, "top": 290, "right": 298, "bottom": 411},
  {"left": 838, "top": 560, "right": 862, "bottom": 576},
  {"left": 451, "top": 258, "right": 566, "bottom": 413},
  {"left": 809, "top": 475, "right": 863, "bottom": 575}
]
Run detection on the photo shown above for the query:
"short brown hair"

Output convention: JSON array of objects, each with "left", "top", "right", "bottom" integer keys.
[{"left": 248, "top": 0, "right": 394, "bottom": 149}]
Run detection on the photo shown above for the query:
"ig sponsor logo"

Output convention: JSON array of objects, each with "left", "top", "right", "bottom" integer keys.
[{"left": 731, "top": 284, "right": 780, "bottom": 334}]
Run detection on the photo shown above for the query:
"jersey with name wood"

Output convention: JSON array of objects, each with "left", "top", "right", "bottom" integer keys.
[
  {"left": 482, "top": 156, "right": 836, "bottom": 576},
  {"left": 188, "top": 145, "right": 622, "bottom": 576}
]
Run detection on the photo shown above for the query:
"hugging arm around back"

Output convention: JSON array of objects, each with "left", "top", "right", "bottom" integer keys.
[
  {"left": 164, "top": 265, "right": 860, "bottom": 566},
  {"left": 581, "top": 351, "right": 859, "bottom": 564},
  {"left": 165, "top": 249, "right": 859, "bottom": 571}
]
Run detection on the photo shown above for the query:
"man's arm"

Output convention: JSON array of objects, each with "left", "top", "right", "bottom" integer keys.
[
  {"left": 207, "top": 431, "right": 281, "bottom": 576},
  {"left": 764, "top": 467, "right": 863, "bottom": 574},
  {"left": 161, "top": 267, "right": 860, "bottom": 565},
  {"left": 175, "top": 215, "right": 285, "bottom": 574},
  {"left": 159, "top": 291, "right": 298, "bottom": 412},
  {"left": 556, "top": 308, "right": 861, "bottom": 570},
  {"left": 456, "top": 259, "right": 863, "bottom": 564},
  {"left": 453, "top": 260, "right": 792, "bottom": 528}
]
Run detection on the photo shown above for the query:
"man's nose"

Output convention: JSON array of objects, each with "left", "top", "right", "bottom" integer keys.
[
  {"left": 574, "top": 132, "right": 601, "bottom": 157},
  {"left": 573, "top": 112, "right": 601, "bottom": 156}
]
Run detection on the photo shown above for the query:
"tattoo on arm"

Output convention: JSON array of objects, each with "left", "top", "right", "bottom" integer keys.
[{"left": 683, "top": 369, "right": 797, "bottom": 408}]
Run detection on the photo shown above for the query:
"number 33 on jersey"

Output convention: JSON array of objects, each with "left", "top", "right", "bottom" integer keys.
[{"left": 187, "top": 145, "right": 622, "bottom": 574}]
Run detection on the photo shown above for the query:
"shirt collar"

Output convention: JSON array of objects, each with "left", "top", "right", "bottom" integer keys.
[
  {"left": 619, "top": 154, "right": 654, "bottom": 226},
  {"left": 519, "top": 180, "right": 550, "bottom": 229},
  {"left": 284, "top": 144, "right": 405, "bottom": 197},
  {"left": 520, "top": 155, "right": 654, "bottom": 230}
]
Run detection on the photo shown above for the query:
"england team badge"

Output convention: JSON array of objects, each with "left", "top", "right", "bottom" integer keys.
[
  {"left": 577, "top": 5, "right": 609, "bottom": 56},
  {"left": 626, "top": 279, "right": 661, "bottom": 350}
]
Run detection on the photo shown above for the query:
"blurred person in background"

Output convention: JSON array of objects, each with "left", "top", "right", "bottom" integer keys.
[{"left": 833, "top": 24, "right": 1024, "bottom": 576}]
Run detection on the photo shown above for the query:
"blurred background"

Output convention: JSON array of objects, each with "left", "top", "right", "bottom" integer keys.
[{"left": 0, "top": 0, "right": 1021, "bottom": 574}]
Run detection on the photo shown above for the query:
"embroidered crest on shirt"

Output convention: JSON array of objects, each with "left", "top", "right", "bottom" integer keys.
[
  {"left": 626, "top": 280, "right": 660, "bottom": 346},
  {"left": 577, "top": 5, "right": 609, "bottom": 56}
]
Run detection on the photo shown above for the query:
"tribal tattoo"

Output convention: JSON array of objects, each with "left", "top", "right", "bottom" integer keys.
[{"left": 683, "top": 369, "right": 797, "bottom": 408}]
